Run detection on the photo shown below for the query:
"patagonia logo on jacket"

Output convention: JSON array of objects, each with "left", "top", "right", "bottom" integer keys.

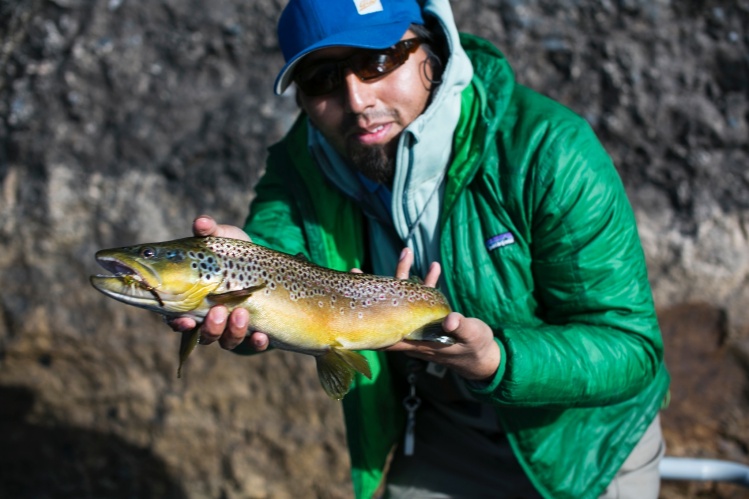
[{"left": 486, "top": 232, "right": 515, "bottom": 251}]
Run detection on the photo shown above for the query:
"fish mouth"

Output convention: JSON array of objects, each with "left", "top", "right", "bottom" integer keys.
[{"left": 91, "top": 255, "right": 165, "bottom": 307}]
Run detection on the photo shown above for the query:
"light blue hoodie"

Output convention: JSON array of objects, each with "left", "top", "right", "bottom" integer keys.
[{"left": 307, "top": 0, "right": 473, "bottom": 279}]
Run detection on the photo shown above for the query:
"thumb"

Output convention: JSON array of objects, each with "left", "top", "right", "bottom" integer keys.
[
  {"left": 443, "top": 312, "right": 463, "bottom": 335},
  {"left": 193, "top": 215, "right": 251, "bottom": 241},
  {"left": 193, "top": 215, "right": 219, "bottom": 237}
]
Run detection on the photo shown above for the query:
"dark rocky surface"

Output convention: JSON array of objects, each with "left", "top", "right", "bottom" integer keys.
[{"left": 1, "top": 0, "right": 748, "bottom": 497}]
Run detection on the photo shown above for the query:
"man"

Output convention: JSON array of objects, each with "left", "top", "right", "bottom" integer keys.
[{"left": 172, "top": 0, "right": 670, "bottom": 497}]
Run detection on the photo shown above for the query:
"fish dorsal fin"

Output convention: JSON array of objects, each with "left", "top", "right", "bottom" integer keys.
[
  {"left": 294, "top": 252, "right": 310, "bottom": 261},
  {"left": 208, "top": 283, "right": 266, "bottom": 306},
  {"left": 408, "top": 275, "right": 424, "bottom": 284},
  {"left": 315, "top": 347, "right": 372, "bottom": 400},
  {"left": 405, "top": 319, "right": 455, "bottom": 345}
]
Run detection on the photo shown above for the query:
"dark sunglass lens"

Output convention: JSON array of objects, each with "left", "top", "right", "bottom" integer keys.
[
  {"left": 294, "top": 39, "right": 422, "bottom": 94},
  {"left": 355, "top": 52, "right": 398, "bottom": 79},
  {"left": 296, "top": 63, "right": 340, "bottom": 96},
  {"left": 354, "top": 39, "right": 420, "bottom": 81}
]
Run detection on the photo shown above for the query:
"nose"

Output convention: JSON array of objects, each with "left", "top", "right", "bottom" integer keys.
[{"left": 341, "top": 70, "right": 376, "bottom": 114}]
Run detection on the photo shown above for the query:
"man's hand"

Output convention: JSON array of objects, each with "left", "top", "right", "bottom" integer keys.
[
  {"left": 169, "top": 215, "right": 270, "bottom": 352},
  {"left": 384, "top": 248, "right": 501, "bottom": 382},
  {"left": 192, "top": 215, "right": 252, "bottom": 241}
]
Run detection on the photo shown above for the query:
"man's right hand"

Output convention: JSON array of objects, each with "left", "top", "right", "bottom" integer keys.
[{"left": 168, "top": 215, "right": 270, "bottom": 352}]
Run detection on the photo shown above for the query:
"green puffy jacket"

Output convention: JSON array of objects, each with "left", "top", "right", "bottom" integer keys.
[{"left": 243, "top": 33, "right": 670, "bottom": 499}]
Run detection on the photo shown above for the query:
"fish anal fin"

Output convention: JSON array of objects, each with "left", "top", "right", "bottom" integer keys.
[
  {"left": 209, "top": 283, "right": 265, "bottom": 306},
  {"left": 334, "top": 347, "right": 372, "bottom": 379},
  {"left": 405, "top": 319, "right": 455, "bottom": 345},
  {"left": 315, "top": 348, "right": 371, "bottom": 400}
]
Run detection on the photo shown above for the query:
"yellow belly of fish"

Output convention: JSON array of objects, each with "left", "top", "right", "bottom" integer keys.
[{"left": 243, "top": 292, "right": 448, "bottom": 352}]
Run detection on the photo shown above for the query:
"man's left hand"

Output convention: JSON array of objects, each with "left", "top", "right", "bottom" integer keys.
[{"left": 383, "top": 249, "right": 501, "bottom": 382}]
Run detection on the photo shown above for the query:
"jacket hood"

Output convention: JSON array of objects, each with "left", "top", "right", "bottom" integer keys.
[{"left": 386, "top": 0, "right": 473, "bottom": 276}]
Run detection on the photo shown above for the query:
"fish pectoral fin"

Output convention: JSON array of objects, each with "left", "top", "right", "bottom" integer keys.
[
  {"left": 315, "top": 348, "right": 372, "bottom": 400},
  {"left": 405, "top": 319, "right": 456, "bottom": 345},
  {"left": 208, "top": 284, "right": 266, "bottom": 306},
  {"left": 178, "top": 325, "right": 201, "bottom": 378}
]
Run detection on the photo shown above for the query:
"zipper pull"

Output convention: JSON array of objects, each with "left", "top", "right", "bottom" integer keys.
[{"left": 402, "top": 371, "right": 421, "bottom": 456}]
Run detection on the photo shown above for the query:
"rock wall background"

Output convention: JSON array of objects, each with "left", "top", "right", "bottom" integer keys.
[{"left": 0, "top": 0, "right": 747, "bottom": 497}]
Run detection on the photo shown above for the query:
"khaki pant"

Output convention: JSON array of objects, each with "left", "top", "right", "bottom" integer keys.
[
  {"left": 384, "top": 415, "right": 665, "bottom": 499},
  {"left": 598, "top": 415, "right": 665, "bottom": 499}
]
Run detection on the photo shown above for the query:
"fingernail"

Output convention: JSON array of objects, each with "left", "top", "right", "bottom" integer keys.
[
  {"left": 399, "top": 248, "right": 409, "bottom": 261},
  {"left": 233, "top": 315, "right": 248, "bottom": 330}
]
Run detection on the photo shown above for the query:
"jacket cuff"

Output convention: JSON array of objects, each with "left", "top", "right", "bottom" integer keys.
[{"left": 466, "top": 336, "right": 506, "bottom": 396}]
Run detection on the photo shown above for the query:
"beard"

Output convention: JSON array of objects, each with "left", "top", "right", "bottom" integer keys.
[{"left": 347, "top": 141, "right": 396, "bottom": 186}]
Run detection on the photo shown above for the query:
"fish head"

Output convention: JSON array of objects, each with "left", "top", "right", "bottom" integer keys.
[{"left": 90, "top": 238, "right": 223, "bottom": 316}]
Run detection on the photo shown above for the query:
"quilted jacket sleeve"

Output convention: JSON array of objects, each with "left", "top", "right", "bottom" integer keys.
[
  {"left": 243, "top": 157, "right": 309, "bottom": 258},
  {"left": 471, "top": 114, "right": 664, "bottom": 408}
]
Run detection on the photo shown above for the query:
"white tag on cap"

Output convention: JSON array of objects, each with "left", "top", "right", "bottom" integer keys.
[{"left": 353, "top": 0, "right": 383, "bottom": 15}]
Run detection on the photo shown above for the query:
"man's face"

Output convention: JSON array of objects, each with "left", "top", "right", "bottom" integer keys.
[{"left": 296, "top": 30, "right": 434, "bottom": 185}]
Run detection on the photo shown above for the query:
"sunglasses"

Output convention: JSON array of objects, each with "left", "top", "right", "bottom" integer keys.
[{"left": 293, "top": 38, "right": 424, "bottom": 96}]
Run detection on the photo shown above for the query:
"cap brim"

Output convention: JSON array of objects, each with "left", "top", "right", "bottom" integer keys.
[{"left": 273, "top": 20, "right": 413, "bottom": 95}]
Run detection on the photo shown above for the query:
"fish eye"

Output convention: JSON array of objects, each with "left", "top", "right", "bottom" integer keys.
[{"left": 140, "top": 247, "right": 156, "bottom": 259}]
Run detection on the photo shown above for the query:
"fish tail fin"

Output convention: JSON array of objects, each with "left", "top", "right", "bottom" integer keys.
[
  {"left": 316, "top": 348, "right": 371, "bottom": 400},
  {"left": 405, "top": 319, "right": 456, "bottom": 345}
]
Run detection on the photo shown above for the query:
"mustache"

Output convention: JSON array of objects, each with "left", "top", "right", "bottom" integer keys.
[{"left": 341, "top": 109, "right": 399, "bottom": 130}]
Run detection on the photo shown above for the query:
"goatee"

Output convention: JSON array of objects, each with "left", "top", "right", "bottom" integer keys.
[{"left": 347, "top": 142, "right": 395, "bottom": 186}]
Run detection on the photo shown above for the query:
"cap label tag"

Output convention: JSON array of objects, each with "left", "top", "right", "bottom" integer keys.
[{"left": 353, "top": 0, "right": 383, "bottom": 15}]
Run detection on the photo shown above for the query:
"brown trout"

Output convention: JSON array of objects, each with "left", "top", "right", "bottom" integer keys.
[{"left": 90, "top": 237, "right": 453, "bottom": 399}]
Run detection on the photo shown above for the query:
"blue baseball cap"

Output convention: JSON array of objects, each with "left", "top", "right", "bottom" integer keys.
[{"left": 274, "top": 0, "right": 424, "bottom": 95}]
